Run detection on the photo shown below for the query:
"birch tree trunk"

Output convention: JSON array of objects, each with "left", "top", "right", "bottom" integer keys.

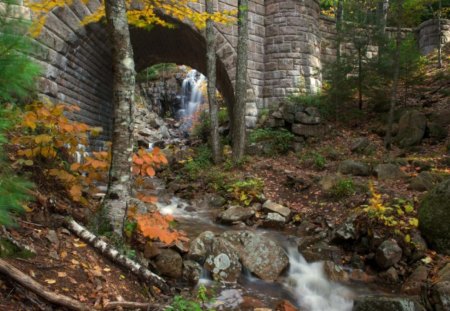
[
  {"left": 206, "top": 0, "right": 222, "bottom": 164},
  {"left": 437, "top": 0, "right": 442, "bottom": 68},
  {"left": 232, "top": 0, "right": 249, "bottom": 163},
  {"left": 104, "top": 0, "right": 135, "bottom": 236}
]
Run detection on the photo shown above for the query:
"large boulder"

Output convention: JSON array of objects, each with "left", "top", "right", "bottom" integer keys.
[
  {"left": 339, "top": 160, "right": 371, "bottom": 176},
  {"left": 353, "top": 296, "right": 425, "bottom": 311},
  {"left": 204, "top": 237, "right": 242, "bottom": 283},
  {"left": 409, "top": 171, "right": 443, "bottom": 192},
  {"left": 153, "top": 249, "right": 183, "bottom": 278},
  {"left": 221, "top": 231, "right": 289, "bottom": 282},
  {"left": 395, "top": 110, "right": 427, "bottom": 148},
  {"left": 188, "top": 231, "right": 215, "bottom": 263},
  {"left": 430, "top": 263, "right": 450, "bottom": 311},
  {"left": 375, "top": 239, "right": 403, "bottom": 269},
  {"left": 418, "top": 178, "right": 450, "bottom": 255}
]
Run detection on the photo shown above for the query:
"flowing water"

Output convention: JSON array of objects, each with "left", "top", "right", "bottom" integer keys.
[
  {"left": 178, "top": 69, "right": 206, "bottom": 132},
  {"left": 157, "top": 195, "right": 358, "bottom": 311}
]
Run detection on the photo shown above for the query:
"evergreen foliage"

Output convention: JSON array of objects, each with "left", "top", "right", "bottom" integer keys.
[
  {"left": 0, "top": 0, "right": 40, "bottom": 103},
  {"left": 0, "top": 1, "right": 40, "bottom": 226}
]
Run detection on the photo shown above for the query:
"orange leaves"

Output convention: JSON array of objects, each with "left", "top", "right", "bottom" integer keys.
[
  {"left": 136, "top": 193, "right": 158, "bottom": 204},
  {"left": 132, "top": 148, "right": 168, "bottom": 177},
  {"left": 135, "top": 212, "right": 187, "bottom": 245}
]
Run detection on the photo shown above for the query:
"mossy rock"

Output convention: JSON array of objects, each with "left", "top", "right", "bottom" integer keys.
[{"left": 418, "top": 178, "right": 450, "bottom": 255}]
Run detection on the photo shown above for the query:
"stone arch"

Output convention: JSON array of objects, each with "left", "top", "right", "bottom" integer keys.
[{"left": 28, "top": 0, "right": 261, "bottom": 140}]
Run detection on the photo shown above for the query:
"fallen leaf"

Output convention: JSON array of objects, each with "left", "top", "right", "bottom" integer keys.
[
  {"left": 60, "top": 251, "right": 67, "bottom": 259},
  {"left": 57, "top": 272, "right": 67, "bottom": 278},
  {"left": 73, "top": 242, "right": 87, "bottom": 248},
  {"left": 71, "top": 259, "right": 80, "bottom": 265},
  {"left": 45, "top": 279, "right": 56, "bottom": 284},
  {"left": 103, "top": 267, "right": 111, "bottom": 272}
]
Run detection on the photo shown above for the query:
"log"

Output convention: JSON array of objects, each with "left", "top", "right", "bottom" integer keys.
[
  {"left": 0, "top": 259, "right": 88, "bottom": 310},
  {"left": 63, "top": 218, "right": 169, "bottom": 293},
  {"left": 103, "top": 301, "right": 161, "bottom": 310}
]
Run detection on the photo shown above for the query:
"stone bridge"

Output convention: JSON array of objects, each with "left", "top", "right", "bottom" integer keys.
[{"left": 6, "top": 0, "right": 449, "bottom": 140}]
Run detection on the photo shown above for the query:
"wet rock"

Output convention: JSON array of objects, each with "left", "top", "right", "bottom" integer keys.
[
  {"left": 339, "top": 160, "right": 371, "bottom": 176},
  {"left": 262, "top": 200, "right": 291, "bottom": 218},
  {"left": 409, "top": 171, "right": 442, "bottom": 192},
  {"left": 154, "top": 249, "right": 183, "bottom": 278},
  {"left": 418, "top": 178, "right": 450, "bottom": 255},
  {"left": 379, "top": 267, "right": 399, "bottom": 284},
  {"left": 349, "top": 269, "right": 376, "bottom": 283},
  {"left": 188, "top": 231, "right": 215, "bottom": 263},
  {"left": 240, "top": 296, "right": 267, "bottom": 309},
  {"left": 301, "top": 241, "right": 344, "bottom": 264},
  {"left": 375, "top": 239, "right": 402, "bottom": 269},
  {"left": 375, "top": 164, "right": 407, "bottom": 180},
  {"left": 221, "top": 231, "right": 289, "bottom": 282},
  {"left": 182, "top": 260, "right": 203, "bottom": 285},
  {"left": 209, "top": 195, "right": 227, "bottom": 208},
  {"left": 276, "top": 300, "right": 299, "bottom": 311},
  {"left": 218, "top": 206, "right": 255, "bottom": 224},
  {"left": 353, "top": 295, "right": 426, "bottom": 311},
  {"left": 401, "top": 265, "right": 428, "bottom": 295},
  {"left": 395, "top": 110, "right": 427, "bottom": 148},
  {"left": 323, "top": 261, "right": 349, "bottom": 282},
  {"left": 205, "top": 237, "right": 241, "bottom": 283}
]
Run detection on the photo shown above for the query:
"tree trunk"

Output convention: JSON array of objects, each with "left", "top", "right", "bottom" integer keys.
[
  {"left": 334, "top": 0, "right": 344, "bottom": 120},
  {"left": 206, "top": 0, "right": 222, "bottom": 164},
  {"left": 377, "top": 0, "right": 389, "bottom": 60},
  {"left": 384, "top": 3, "right": 402, "bottom": 150},
  {"left": 104, "top": 0, "right": 136, "bottom": 236},
  {"left": 358, "top": 46, "right": 363, "bottom": 110},
  {"left": 232, "top": 0, "right": 249, "bottom": 163},
  {"left": 437, "top": 0, "right": 442, "bottom": 68}
]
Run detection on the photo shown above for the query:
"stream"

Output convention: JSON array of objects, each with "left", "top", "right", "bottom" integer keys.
[{"left": 156, "top": 195, "right": 365, "bottom": 311}]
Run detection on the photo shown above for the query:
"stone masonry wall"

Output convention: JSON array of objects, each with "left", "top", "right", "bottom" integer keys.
[
  {"left": 264, "top": 0, "right": 322, "bottom": 109},
  {"left": 418, "top": 19, "right": 450, "bottom": 55}
]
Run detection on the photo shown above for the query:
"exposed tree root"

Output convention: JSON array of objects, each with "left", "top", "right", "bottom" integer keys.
[
  {"left": 63, "top": 218, "right": 170, "bottom": 293},
  {"left": 103, "top": 300, "right": 161, "bottom": 310},
  {"left": 0, "top": 259, "right": 88, "bottom": 311}
]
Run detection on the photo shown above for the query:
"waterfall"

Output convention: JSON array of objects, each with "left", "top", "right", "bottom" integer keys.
[
  {"left": 283, "top": 247, "right": 354, "bottom": 311},
  {"left": 179, "top": 69, "right": 206, "bottom": 124}
]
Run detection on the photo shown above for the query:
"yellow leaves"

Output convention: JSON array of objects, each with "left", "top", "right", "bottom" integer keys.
[
  {"left": 135, "top": 212, "right": 188, "bottom": 245},
  {"left": 45, "top": 279, "right": 57, "bottom": 284},
  {"left": 69, "top": 185, "right": 82, "bottom": 202}
]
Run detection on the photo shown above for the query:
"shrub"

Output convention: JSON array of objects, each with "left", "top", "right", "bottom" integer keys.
[
  {"left": 298, "top": 151, "right": 327, "bottom": 170},
  {"left": 249, "top": 128, "right": 295, "bottom": 155},
  {"left": 183, "top": 145, "right": 213, "bottom": 179},
  {"left": 226, "top": 177, "right": 264, "bottom": 206},
  {"left": 330, "top": 178, "right": 355, "bottom": 198}
]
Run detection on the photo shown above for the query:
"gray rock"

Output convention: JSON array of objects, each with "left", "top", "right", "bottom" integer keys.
[
  {"left": 418, "top": 178, "right": 450, "bottom": 255},
  {"left": 339, "top": 160, "right": 371, "bottom": 176},
  {"left": 333, "top": 216, "right": 358, "bottom": 241},
  {"left": 295, "top": 111, "right": 321, "bottom": 125},
  {"left": 409, "top": 171, "right": 442, "bottom": 192},
  {"left": 221, "top": 231, "right": 289, "bottom": 282},
  {"left": 154, "top": 249, "right": 183, "bottom": 278},
  {"left": 205, "top": 237, "right": 242, "bottom": 283},
  {"left": 262, "top": 200, "right": 291, "bottom": 218},
  {"left": 292, "top": 123, "right": 324, "bottom": 137},
  {"left": 319, "top": 174, "right": 342, "bottom": 192},
  {"left": 350, "top": 137, "right": 370, "bottom": 154},
  {"left": 375, "top": 239, "right": 403, "bottom": 269},
  {"left": 379, "top": 267, "right": 399, "bottom": 284},
  {"left": 182, "top": 260, "right": 203, "bottom": 285},
  {"left": 263, "top": 213, "right": 286, "bottom": 227},
  {"left": 375, "top": 164, "right": 407, "bottom": 180},
  {"left": 219, "top": 206, "right": 255, "bottom": 224},
  {"left": 323, "top": 261, "right": 349, "bottom": 282},
  {"left": 395, "top": 110, "right": 427, "bottom": 148},
  {"left": 188, "top": 231, "right": 215, "bottom": 263},
  {"left": 301, "top": 241, "right": 345, "bottom": 264},
  {"left": 45, "top": 230, "right": 59, "bottom": 247},
  {"left": 430, "top": 264, "right": 450, "bottom": 311},
  {"left": 353, "top": 296, "right": 426, "bottom": 311}
]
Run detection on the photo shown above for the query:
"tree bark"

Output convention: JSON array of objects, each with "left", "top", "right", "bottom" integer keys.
[
  {"left": 232, "top": 0, "right": 249, "bottom": 163},
  {"left": 0, "top": 259, "right": 88, "bottom": 310},
  {"left": 385, "top": 2, "right": 402, "bottom": 150},
  {"left": 64, "top": 218, "right": 169, "bottom": 293},
  {"left": 206, "top": 0, "right": 222, "bottom": 164},
  {"left": 437, "top": 0, "right": 442, "bottom": 68},
  {"left": 334, "top": 0, "right": 344, "bottom": 120},
  {"left": 103, "top": 0, "right": 135, "bottom": 236}
]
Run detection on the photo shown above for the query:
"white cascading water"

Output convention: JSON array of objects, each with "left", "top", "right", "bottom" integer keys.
[
  {"left": 179, "top": 69, "right": 206, "bottom": 120},
  {"left": 284, "top": 247, "right": 354, "bottom": 311}
]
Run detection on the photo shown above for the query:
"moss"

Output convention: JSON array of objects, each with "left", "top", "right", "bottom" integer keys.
[{"left": 418, "top": 178, "right": 450, "bottom": 255}]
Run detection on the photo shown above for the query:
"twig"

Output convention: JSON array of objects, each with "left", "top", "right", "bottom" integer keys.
[
  {"left": 1, "top": 226, "right": 36, "bottom": 255},
  {"left": 0, "top": 259, "right": 88, "bottom": 310},
  {"left": 18, "top": 219, "right": 45, "bottom": 227},
  {"left": 103, "top": 301, "right": 161, "bottom": 310}
]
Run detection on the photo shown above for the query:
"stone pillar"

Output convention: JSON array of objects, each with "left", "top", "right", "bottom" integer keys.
[
  {"left": 417, "top": 19, "right": 450, "bottom": 55},
  {"left": 264, "top": 0, "right": 322, "bottom": 109}
]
